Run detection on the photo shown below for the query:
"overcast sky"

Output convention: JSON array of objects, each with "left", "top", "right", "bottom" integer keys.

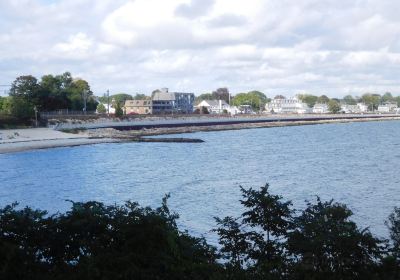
[{"left": 1, "top": 0, "right": 400, "bottom": 97}]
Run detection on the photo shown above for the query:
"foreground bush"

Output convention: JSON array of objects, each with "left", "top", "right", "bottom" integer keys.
[
  {"left": 214, "top": 184, "right": 400, "bottom": 280},
  {"left": 0, "top": 197, "right": 222, "bottom": 280},
  {"left": 0, "top": 185, "right": 400, "bottom": 279}
]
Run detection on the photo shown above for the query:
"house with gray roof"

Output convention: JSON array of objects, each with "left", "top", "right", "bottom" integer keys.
[{"left": 152, "top": 88, "right": 195, "bottom": 114}]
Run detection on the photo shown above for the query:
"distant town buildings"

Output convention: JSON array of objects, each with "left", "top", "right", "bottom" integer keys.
[
  {"left": 312, "top": 103, "right": 328, "bottom": 114},
  {"left": 196, "top": 100, "right": 229, "bottom": 114},
  {"left": 152, "top": 88, "right": 195, "bottom": 114},
  {"left": 265, "top": 96, "right": 310, "bottom": 114},
  {"left": 123, "top": 88, "right": 195, "bottom": 115},
  {"left": 377, "top": 102, "right": 398, "bottom": 113},
  {"left": 125, "top": 100, "right": 153, "bottom": 115},
  {"left": 341, "top": 103, "right": 369, "bottom": 114},
  {"left": 118, "top": 90, "right": 400, "bottom": 116},
  {"left": 195, "top": 100, "right": 243, "bottom": 115}
]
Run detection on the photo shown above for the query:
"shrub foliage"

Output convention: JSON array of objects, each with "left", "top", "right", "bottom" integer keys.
[{"left": 0, "top": 184, "right": 399, "bottom": 279}]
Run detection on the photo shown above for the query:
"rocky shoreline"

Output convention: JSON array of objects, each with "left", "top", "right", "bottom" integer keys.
[
  {"left": 86, "top": 115, "right": 400, "bottom": 139},
  {"left": 1, "top": 115, "right": 400, "bottom": 154}
]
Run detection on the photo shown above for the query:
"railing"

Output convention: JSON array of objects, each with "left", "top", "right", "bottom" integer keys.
[{"left": 40, "top": 110, "right": 96, "bottom": 118}]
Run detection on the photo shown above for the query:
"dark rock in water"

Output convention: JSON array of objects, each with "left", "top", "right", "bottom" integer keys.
[{"left": 131, "top": 137, "right": 204, "bottom": 143}]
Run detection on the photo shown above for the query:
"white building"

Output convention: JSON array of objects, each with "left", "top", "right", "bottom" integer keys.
[
  {"left": 96, "top": 103, "right": 115, "bottom": 114},
  {"left": 341, "top": 103, "right": 369, "bottom": 114},
  {"left": 357, "top": 103, "right": 369, "bottom": 113},
  {"left": 265, "top": 96, "right": 310, "bottom": 114},
  {"left": 196, "top": 100, "right": 231, "bottom": 114},
  {"left": 227, "top": 106, "right": 240, "bottom": 115},
  {"left": 378, "top": 102, "right": 398, "bottom": 113},
  {"left": 312, "top": 103, "right": 329, "bottom": 114}
]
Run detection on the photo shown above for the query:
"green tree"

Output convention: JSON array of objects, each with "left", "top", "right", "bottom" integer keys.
[
  {"left": 343, "top": 95, "right": 357, "bottom": 105},
  {"left": 328, "top": 99, "right": 341, "bottom": 113},
  {"left": 0, "top": 199, "right": 222, "bottom": 279},
  {"left": 96, "top": 103, "right": 106, "bottom": 114},
  {"left": 115, "top": 102, "right": 124, "bottom": 117},
  {"left": 382, "top": 92, "right": 394, "bottom": 103},
  {"left": 380, "top": 207, "right": 400, "bottom": 279},
  {"left": 212, "top": 88, "right": 230, "bottom": 103},
  {"left": 317, "top": 95, "right": 330, "bottom": 104},
  {"left": 68, "top": 78, "right": 96, "bottom": 111},
  {"left": 387, "top": 207, "right": 400, "bottom": 260},
  {"left": 9, "top": 75, "right": 39, "bottom": 100},
  {"left": 298, "top": 94, "right": 318, "bottom": 108},
  {"left": 288, "top": 198, "right": 383, "bottom": 279},
  {"left": 133, "top": 93, "right": 149, "bottom": 100},
  {"left": 8, "top": 72, "right": 96, "bottom": 113},
  {"left": 396, "top": 96, "right": 400, "bottom": 107},
  {"left": 195, "top": 93, "right": 214, "bottom": 104},
  {"left": 232, "top": 91, "right": 268, "bottom": 111},
  {"left": 361, "top": 93, "right": 381, "bottom": 111},
  {"left": 112, "top": 93, "right": 133, "bottom": 105},
  {"left": 38, "top": 74, "right": 69, "bottom": 111},
  {"left": 8, "top": 97, "right": 35, "bottom": 119},
  {"left": 0, "top": 96, "right": 12, "bottom": 115},
  {"left": 0, "top": 96, "right": 4, "bottom": 113},
  {"left": 240, "top": 184, "right": 293, "bottom": 278},
  {"left": 214, "top": 216, "right": 249, "bottom": 275}
]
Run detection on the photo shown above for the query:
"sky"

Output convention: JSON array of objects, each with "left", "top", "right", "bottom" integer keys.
[{"left": 1, "top": 0, "right": 400, "bottom": 97}]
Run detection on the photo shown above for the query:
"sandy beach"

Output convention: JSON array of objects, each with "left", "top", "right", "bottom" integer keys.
[{"left": 0, "top": 128, "right": 118, "bottom": 154}]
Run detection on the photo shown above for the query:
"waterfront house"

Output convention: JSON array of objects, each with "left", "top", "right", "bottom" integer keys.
[
  {"left": 357, "top": 103, "right": 369, "bottom": 113},
  {"left": 227, "top": 105, "right": 240, "bottom": 115},
  {"left": 341, "top": 104, "right": 359, "bottom": 114},
  {"left": 196, "top": 100, "right": 230, "bottom": 114},
  {"left": 378, "top": 102, "right": 398, "bottom": 113},
  {"left": 152, "top": 88, "right": 195, "bottom": 114},
  {"left": 238, "top": 105, "right": 254, "bottom": 114},
  {"left": 124, "top": 100, "right": 153, "bottom": 115},
  {"left": 265, "top": 96, "right": 310, "bottom": 114},
  {"left": 312, "top": 103, "right": 329, "bottom": 114},
  {"left": 342, "top": 103, "right": 369, "bottom": 113}
]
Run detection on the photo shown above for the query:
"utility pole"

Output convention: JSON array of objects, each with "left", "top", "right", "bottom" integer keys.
[
  {"left": 82, "top": 90, "right": 88, "bottom": 115},
  {"left": 34, "top": 106, "right": 38, "bottom": 127},
  {"left": 107, "top": 89, "right": 110, "bottom": 116}
]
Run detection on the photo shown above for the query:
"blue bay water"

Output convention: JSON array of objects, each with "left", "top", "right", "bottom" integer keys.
[{"left": 0, "top": 120, "right": 400, "bottom": 244}]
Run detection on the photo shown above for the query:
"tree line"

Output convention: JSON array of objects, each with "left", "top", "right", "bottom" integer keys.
[
  {"left": 298, "top": 92, "right": 400, "bottom": 111},
  {"left": 0, "top": 72, "right": 97, "bottom": 119},
  {"left": 2, "top": 73, "right": 400, "bottom": 120},
  {"left": 0, "top": 184, "right": 399, "bottom": 279},
  {"left": 196, "top": 90, "right": 400, "bottom": 113}
]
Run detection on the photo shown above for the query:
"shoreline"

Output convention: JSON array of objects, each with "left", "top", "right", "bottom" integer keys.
[{"left": 1, "top": 116, "right": 399, "bottom": 154}]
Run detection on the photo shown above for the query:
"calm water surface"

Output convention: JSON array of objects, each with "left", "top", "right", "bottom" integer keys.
[{"left": 1, "top": 121, "right": 400, "bottom": 243}]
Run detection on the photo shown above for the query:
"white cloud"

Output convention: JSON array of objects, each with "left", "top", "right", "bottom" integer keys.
[
  {"left": 53, "top": 33, "right": 93, "bottom": 58},
  {"left": 1, "top": 0, "right": 400, "bottom": 97}
]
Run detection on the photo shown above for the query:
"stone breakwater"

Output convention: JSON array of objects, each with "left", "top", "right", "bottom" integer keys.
[
  {"left": 86, "top": 114, "right": 400, "bottom": 139},
  {"left": 1, "top": 115, "right": 400, "bottom": 154},
  {"left": 54, "top": 114, "right": 400, "bottom": 131}
]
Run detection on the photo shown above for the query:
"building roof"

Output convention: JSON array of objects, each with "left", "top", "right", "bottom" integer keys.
[
  {"left": 125, "top": 100, "right": 152, "bottom": 106},
  {"left": 198, "top": 100, "right": 229, "bottom": 107},
  {"left": 152, "top": 91, "right": 175, "bottom": 101}
]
